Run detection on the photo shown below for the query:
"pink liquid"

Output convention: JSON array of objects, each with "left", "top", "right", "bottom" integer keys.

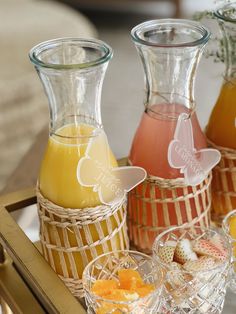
[
  {"left": 128, "top": 104, "right": 209, "bottom": 253},
  {"left": 129, "top": 103, "right": 207, "bottom": 178}
]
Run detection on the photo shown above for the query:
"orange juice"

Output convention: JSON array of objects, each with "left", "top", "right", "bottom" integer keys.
[
  {"left": 206, "top": 79, "right": 236, "bottom": 217},
  {"left": 39, "top": 123, "right": 124, "bottom": 277},
  {"left": 207, "top": 79, "right": 236, "bottom": 149}
]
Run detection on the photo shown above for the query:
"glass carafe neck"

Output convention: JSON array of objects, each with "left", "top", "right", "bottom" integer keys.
[
  {"left": 29, "top": 38, "right": 112, "bottom": 135},
  {"left": 215, "top": 3, "right": 236, "bottom": 81},
  {"left": 131, "top": 19, "right": 210, "bottom": 116}
]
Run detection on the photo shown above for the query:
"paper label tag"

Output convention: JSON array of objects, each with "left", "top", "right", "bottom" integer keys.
[
  {"left": 168, "top": 113, "right": 221, "bottom": 186},
  {"left": 77, "top": 130, "right": 147, "bottom": 206}
]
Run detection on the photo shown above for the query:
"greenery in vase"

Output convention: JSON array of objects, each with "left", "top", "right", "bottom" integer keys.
[{"left": 193, "top": 0, "right": 236, "bottom": 64}]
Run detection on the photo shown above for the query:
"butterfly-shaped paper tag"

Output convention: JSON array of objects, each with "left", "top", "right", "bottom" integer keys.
[
  {"left": 77, "top": 130, "right": 147, "bottom": 206},
  {"left": 168, "top": 113, "right": 221, "bottom": 186}
]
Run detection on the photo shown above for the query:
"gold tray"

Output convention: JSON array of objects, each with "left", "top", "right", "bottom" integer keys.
[
  {"left": 0, "top": 159, "right": 128, "bottom": 314},
  {"left": 0, "top": 171, "right": 235, "bottom": 313},
  {"left": 0, "top": 188, "right": 86, "bottom": 314}
]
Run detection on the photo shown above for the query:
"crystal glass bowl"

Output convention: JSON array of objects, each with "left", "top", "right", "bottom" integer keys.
[
  {"left": 153, "top": 226, "right": 230, "bottom": 314},
  {"left": 82, "top": 250, "right": 164, "bottom": 313}
]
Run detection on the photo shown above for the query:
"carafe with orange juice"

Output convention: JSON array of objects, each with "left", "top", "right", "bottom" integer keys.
[
  {"left": 29, "top": 38, "right": 129, "bottom": 297},
  {"left": 128, "top": 19, "right": 213, "bottom": 253},
  {"left": 206, "top": 3, "right": 236, "bottom": 225}
]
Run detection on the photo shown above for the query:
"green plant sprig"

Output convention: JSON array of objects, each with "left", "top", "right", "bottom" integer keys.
[{"left": 193, "top": 1, "right": 236, "bottom": 64}]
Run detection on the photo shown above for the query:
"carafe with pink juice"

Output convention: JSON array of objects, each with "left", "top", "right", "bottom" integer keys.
[{"left": 128, "top": 19, "right": 213, "bottom": 253}]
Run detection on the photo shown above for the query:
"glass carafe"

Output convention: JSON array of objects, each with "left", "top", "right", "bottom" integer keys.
[
  {"left": 206, "top": 3, "right": 236, "bottom": 225},
  {"left": 29, "top": 38, "right": 129, "bottom": 296},
  {"left": 128, "top": 19, "right": 211, "bottom": 253}
]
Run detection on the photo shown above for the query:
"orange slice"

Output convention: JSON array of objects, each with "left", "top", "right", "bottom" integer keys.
[
  {"left": 135, "top": 284, "right": 155, "bottom": 298},
  {"left": 118, "top": 269, "right": 143, "bottom": 290},
  {"left": 97, "top": 304, "right": 121, "bottom": 314},
  {"left": 104, "top": 289, "right": 139, "bottom": 302},
  {"left": 91, "top": 279, "right": 119, "bottom": 297},
  {"left": 93, "top": 269, "right": 156, "bottom": 313},
  {"left": 97, "top": 289, "right": 138, "bottom": 314}
]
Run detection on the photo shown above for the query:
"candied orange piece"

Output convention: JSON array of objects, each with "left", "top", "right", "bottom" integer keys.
[
  {"left": 97, "top": 303, "right": 122, "bottom": 314},
  {"left": 93, "top": 269, "right": 155, "bottom": 313},
  {"left": 104, "top": 289, "right": 139, "bottom": 302},
  {"left": 118, "top": 269, "right": 143, "bottom": 290},
  {"left": 96, "top": 289, "right": 137, "bottom": 314},
  {"left": 135, "top": 284, "right": 155, "bottom": 298},
  {"left": 91, "top": 279, "right": 119, "bottom": 297}
]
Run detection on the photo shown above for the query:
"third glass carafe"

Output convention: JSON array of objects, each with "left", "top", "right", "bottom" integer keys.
[
  {"left": 128, "top": 19, "right": 212, "bottom": 253},
  {"left": 206, "top": 2, "right": 236, "bottom": 225}
]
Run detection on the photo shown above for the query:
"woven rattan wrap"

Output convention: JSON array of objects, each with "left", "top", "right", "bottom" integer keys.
[
  {"left": 36, "top": 188, "right": 129, "bottom": 298},
  {"left": 208, "top": 139, "right": 236, "bottom": 225},
  {"left": 128, "top": 172, "right": 212, "bottom": 254}
]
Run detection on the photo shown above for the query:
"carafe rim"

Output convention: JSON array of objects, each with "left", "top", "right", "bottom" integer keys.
[
  {"left": 214, "top": 2, "right": 236, "bottom": 23},
  {"left": 29, "top": 37, "right": 113, "bottom": 70},
  {"left": 131, "top": 18, "right": 210, "bottom": 48}
]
